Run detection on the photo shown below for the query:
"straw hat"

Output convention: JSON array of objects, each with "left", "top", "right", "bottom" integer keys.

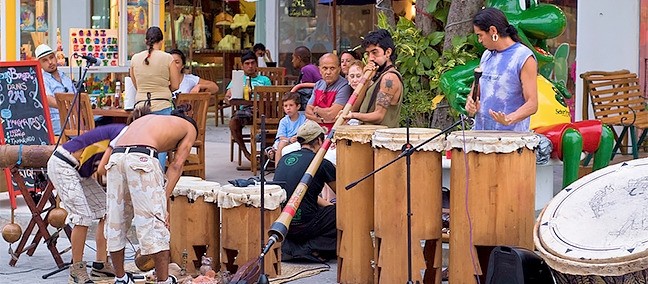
[{"left": 35, "top": 44, "right": 54, "bottom": 59}]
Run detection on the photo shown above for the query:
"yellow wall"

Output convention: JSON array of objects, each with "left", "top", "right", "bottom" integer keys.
[{"left": 6, "top": 0, "right": 17, "bottom": 60}]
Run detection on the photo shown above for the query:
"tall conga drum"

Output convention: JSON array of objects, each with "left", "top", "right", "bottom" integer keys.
[
  {"left": 169, "top": 177, "right": 221, "bottom": 274},
  {"left": 372, "top": 128, "right": 445, "bottom": 284},
  {"left": 335, "top": 125, "right": 387, "bottom": 284},
  {"left": 535, "top": 157, "right": 648, "bottom": 282},
  {"left": 447, "top": 131, "right": 539, "bottom": 283},
  {"left": 218, "top": 184, "right": 287, "bottom": 277}
]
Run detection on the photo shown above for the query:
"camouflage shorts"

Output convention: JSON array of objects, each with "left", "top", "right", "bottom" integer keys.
[
  {"left": 47, "top": 148, "right": 106, "bottom": 226},
  {"left": 105, "top": 152, "right": 169, "bottom": 255}
]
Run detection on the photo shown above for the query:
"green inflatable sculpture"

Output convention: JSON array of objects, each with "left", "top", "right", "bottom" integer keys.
[{"left": 439, "top": 0, "right": 614, "bottom": 188}]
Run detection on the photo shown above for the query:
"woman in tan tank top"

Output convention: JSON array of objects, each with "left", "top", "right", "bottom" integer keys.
[{"left": 129, "top": 26, "right": 181, "bottom": 114}]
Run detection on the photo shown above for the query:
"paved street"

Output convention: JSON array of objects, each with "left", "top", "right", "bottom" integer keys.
[{"left": 0, "top": 115, "right": 337, "bottom": 283}]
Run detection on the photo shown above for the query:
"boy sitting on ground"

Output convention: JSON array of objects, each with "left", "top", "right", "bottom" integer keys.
[{"left": 267, "top": 92, "right": 307, "bottom": 166}]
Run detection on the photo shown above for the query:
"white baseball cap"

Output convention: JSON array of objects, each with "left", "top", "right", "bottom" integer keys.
[{"left": 35, "top": 44, "right": 54, "bottom": 59}]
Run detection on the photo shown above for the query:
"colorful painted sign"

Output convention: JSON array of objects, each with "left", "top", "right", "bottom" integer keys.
[{"left": 69, "top": 28, "right": 119, "bottom": 67}]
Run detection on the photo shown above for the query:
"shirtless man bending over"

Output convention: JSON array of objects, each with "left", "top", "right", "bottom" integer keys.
[{"left": 104, "top": 104, "right": 198, "bottom": 284}]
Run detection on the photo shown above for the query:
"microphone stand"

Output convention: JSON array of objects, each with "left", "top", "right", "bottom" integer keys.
[
  {"left": 43, "top": 58, "right": 94, "bottom": 279},
  {"left": 346, "top": 117, "right": 464, "bottom": 284},
  {"left": 53, "top": 59, "right": 94, "bottom": 149},
  {"left": 258, "top": 115, "right": 270, "bottom": 284},
  {"left": 405, "top": 118, "right": 414, "bottom": 284}
]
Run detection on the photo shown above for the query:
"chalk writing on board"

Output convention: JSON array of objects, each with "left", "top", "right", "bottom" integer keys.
[{"left": 0, "top": 61, "right": 53, "bottom": 203}]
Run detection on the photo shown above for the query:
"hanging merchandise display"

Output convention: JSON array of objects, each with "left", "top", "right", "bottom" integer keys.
[{"left": 194, "top": 11, "right": 207, "bottom": 50}]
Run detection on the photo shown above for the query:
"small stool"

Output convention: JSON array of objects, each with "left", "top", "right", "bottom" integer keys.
[{"left": 218, "top": 184, "right": 286, "bottom": 277}]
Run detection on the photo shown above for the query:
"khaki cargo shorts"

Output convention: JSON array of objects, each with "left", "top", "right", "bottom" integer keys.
[{"left": 105, "top": 152, "right": 169, "bottom": 255}]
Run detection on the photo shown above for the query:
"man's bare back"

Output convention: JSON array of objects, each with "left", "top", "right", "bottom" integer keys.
[{"left": 116, "top": 114, "right": 196, "bottom": 152}]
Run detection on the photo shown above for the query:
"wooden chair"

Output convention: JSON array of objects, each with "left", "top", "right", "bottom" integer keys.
[
  {"left": 173, "top": 92, "right": 211, "bottom": 179},
  {"left": 192, "top": 67, "right": 227, "bottom": 126},
  {"left": 249, "top": 85, "right": 293, "bottom": 175},
  {"left": 258, "top": 67, "right": 287, "bottom": 85},
  {"left": 55, "top": 93, "right": 95, "bottom": 143},
  {"left": 581, "top": 70, "right": 648, "bottom": 159}
]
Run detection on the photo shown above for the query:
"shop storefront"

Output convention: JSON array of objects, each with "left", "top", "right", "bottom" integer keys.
[
  {"left": 1, "top": 0, "right": 165, "bottom": 92},
  {"left": 276, "top": 0, "right": 378, "bottom": 76}
]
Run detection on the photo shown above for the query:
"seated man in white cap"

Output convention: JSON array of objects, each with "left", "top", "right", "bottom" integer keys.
[
  {"left": 35, "top": 44, "right": 77, "bottom": 136},
  {"left": 273, "top": 120, "right": 337, "bottom": 262}
]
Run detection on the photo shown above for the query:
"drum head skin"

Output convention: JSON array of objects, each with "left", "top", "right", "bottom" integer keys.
[
  {"left": 445, "top": 130, "right": 539, "bottom": 153},
  {"left": 172, "top": 178, "right": 221, "bottom": 203},
  {"left": 372, "top": 128, "right": 445, "bottom": 152},
  {"left": 536, "top": 158, "right": 648, "bottom": 276},
  {"left": 334, "top": 125, "right": 387, "bottom": 144}
]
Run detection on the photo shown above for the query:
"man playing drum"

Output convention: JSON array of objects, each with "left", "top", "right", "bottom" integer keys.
[
  {"left": 344, "top": 29, "right": 403, "bottom": 128},
  {"left": 104, "top": 104, "right": 198, "bottom": 284},
  {"left": 273, "top": 120, "right": 337, "bottom": 262}
]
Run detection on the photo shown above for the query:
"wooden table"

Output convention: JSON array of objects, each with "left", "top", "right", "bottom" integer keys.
[
  {"left": 93, "top": 108, "right": 131, "bottom": 124},
  {"left": 93, "top": 108, "right": 132, "bottom": 117},
  {"left": 228, "top": 99, "right": 252, "bottom": 107}
]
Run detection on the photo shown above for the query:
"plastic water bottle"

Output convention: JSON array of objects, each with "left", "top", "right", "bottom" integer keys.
[{"left": 113, "top": 81, "right": 121, "bottom": 108}]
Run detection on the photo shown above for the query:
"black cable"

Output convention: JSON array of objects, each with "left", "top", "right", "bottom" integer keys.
[
  {"left": 268, "top": 262, "right": 331, "bottom": 282},
  {"left": 0, "top": 265, "right": 62, "bottom": 275}
]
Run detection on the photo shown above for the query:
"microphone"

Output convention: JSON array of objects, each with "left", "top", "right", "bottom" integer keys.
[{"left": 74, "top": 53, "right": 98, "bottom": 65}]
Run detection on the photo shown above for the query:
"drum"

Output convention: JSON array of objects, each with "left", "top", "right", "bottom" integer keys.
[
  {"left": 535, "top": 157, "right": 648, "bottom": 282},
  {"left": 218, "top": 184, "right": 287, "bottom": 277},
  {"left": 169, "top": 177, "right": 221, "bottom": 275},
  {"left": 335, "top": 125, "right": 387, "bottom": 283},
  {"left": 372, "top": 128, "right": 445, "bottom": 284},
  {"left": 446, "top": 131, "right": 539, "bottom": 283}
]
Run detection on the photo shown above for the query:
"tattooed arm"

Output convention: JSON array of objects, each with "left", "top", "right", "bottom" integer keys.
[{"left": 350, "top": 73, "right": 402, "bottom": 124}]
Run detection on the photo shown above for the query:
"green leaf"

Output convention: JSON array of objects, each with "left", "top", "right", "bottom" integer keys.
[
  {"left": 451, "top": 35, "right": 467, "bottom": 48},
  {"left": 429, "top": 32, "right": 445, "bottom": 46},
  {"left": 421, "top": 56, "right": 432, "bottom": 69},
  {"left": 426, "top": 0, "right": 441, "bottom": 14},
  {"left": 433, "top": 6, "right": 450, "bottom": 26}
]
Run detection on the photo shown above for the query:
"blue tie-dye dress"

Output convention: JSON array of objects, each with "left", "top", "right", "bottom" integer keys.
[{"left": 474, "top": 42, "right": 535, "bottom": 131}]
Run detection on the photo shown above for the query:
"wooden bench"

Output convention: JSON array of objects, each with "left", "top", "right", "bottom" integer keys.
[{"left": 581, "top": 70, "right": 648, "bottom": 159}]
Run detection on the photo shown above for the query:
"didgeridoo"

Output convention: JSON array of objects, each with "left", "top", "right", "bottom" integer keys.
[
  {"left": 0, "top": 145, "right": 55, "bottom": 168},
  {"left": 261, "top": 67, "right": 378, "bottom": 255}
]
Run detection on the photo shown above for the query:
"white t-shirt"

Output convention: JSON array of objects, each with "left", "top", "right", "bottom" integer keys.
[{"left": 175, "top": 74, "right": 200, "bottom": 95}]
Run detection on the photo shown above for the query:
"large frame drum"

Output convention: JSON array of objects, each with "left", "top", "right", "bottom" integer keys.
[
  {"left": 535, "top": 157, "right": 648, "bottom": 282},
  {"left": 372, "top": 128, "right": 445, "bottom": 284},
  {"left": 447, "top": 131, "right": 539, "bottom": 283},
  {"left": 335, "top": 125, "right": 386, "bottom": 284},
  {"left": 169, "top": 177, "right": 221, "bottom": 275},
  {"left": 218, "top": 184, "right": 287, "bottom": 277}
]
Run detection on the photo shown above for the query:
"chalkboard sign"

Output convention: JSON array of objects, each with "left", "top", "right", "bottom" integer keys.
[{"left": 0, "top": 60, "right": 54, "bottom": 208}]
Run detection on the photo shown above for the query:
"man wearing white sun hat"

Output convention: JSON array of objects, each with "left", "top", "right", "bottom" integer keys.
[{"left": 35, "top": 44, "right": 76, "bottom": 136}]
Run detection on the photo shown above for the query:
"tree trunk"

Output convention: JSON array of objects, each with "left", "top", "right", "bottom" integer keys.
[
  {"left": 415, "top": 0, "right": 437, "bottom": 35},
  {"left": 431, "top": 0, "right": 484, "bottom": 129},
  {"left": 443, "top": 0, "right": 484, "bottom": 51},
  {"left": 377, "top": 0, "right": 395, "bottom": 26}
]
